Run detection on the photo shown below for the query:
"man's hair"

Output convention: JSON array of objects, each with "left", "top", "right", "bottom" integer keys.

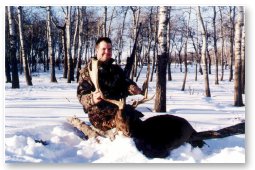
[{"left": 96, "top": 37, "right": 112, "bottom": 48}]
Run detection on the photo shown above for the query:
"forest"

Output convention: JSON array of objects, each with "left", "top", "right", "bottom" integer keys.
[{"left": 5, "top": 6, "right": 245, "bottom": 111}]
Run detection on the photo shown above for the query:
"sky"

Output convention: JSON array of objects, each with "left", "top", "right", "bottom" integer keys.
[{"left": 1, "top": 0, "right": 255, "bottom": 170}]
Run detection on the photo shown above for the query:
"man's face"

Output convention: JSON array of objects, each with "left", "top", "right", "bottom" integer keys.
[{"left": 96, "top": 41, "right": 112, "bottom": 62}]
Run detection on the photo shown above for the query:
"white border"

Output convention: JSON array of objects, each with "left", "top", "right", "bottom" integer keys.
[{"left": 1, "top": 0, "right": 254, "bottom": 170}]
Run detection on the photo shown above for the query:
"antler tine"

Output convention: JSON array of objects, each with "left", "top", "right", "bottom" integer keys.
[
  {"left": 132, "top": 94, "right": 155, "bottom": 108},
  {"left": 88, "top": 58, "right": 100, "bottom": 93},
  {"left": 88, "top": 58, "right": 125, "bottom": 110},
  {"left": 104, "top": 98, "right": 125, "bottom": 110}
]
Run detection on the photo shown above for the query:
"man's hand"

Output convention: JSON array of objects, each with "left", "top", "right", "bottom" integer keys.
[
  {"left": 128, "top": 84, "right": 142, "bottom": 95},
  {"left": 92, "top": 91, "right": 102, "bottom": 104}
]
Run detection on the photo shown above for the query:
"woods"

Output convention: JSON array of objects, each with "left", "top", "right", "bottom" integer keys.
[{"left": 5, "top": 6, "right": 245, "bottom": 110}]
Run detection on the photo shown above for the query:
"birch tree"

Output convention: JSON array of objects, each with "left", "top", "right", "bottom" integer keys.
[
  {"left": 116, "top": 7, "right": 128, "bottom": 64},
  {"left": 66, "top": 6, "right": 74, "bottom": 83},
  {"left": 76, "top": 6, "right": 85, "bottom": 82},
  {"left": 241, "top": 15, "right": 245, "bottom": 94},
  {"left": 46, "top": 6, "right": 57, "bottom": 82},
  {"left": 181, "top": 7, "right": 191, "bottom": 91},
  {"left": 103, "top": 6, "right": 107, "bottom": 37},
  {"left": 72, "top": 7, "right": 79, "bottom": 70},
  {"left": 5, "top": 7, "right": 11, "bottom": 83},
  {"left": 150, "top": 6, "right": 159, "bottom": 82},
  {"left": 234, "top": 6, "right": 244, "bottom": 106},
  {"left": 52, "top": 9, "right": 67, "bottom": 79},
  {"left": 219, "top": 7, "right": 225, "bottom": 81},
  {"left": 213, "top": 6, "right": 219, "bottom": 85},
  {"left": 7, "top": 6, "right": 20, "bottom": 88},
  {"left": 229, "top": 7, "right": 236, "bottom": 82},
  {"left": 154, "top": 6, "right": 169, "bottom": 112},
  {"left": 18, "top": 6, "right": 33, "bottom": 86},
  {"left": 197, "top": 6, "right": 211, "bottom": 97}
]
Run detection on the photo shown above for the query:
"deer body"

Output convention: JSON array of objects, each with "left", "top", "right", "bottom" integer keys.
[
  {"left": 131, "top": 114, "right": 203, "bottom": 158},
  {"left": 87, "top": 58, "right": 204, "bottom": 158}
]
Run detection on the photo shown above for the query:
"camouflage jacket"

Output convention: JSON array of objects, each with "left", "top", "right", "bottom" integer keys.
[{"left": 77, "top": 58, "right": 138, "bottom": 116}]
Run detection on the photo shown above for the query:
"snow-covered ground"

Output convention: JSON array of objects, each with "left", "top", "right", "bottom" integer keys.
[{"left": 4, "top": 64, "right": 245, "bottom": 163}]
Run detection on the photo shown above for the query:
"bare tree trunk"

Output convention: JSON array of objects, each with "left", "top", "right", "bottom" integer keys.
[
  {"left": 5, "top": 8, "right": 12, "bottom": 83},
  {"left": 154, "top": 6, "right": 169, "bottom": 112},
  {"left": 150, "top": 7, "right": 159, "bottom": 82},
  {"left": 124, "top": 23, "right": 141, "bottom": 79},
  {"left": 67, "top": 116, "right": 100, "bottom": 140},
  {"left": 130, "top": 7, "right": 141, "bottom": 80},
  {"left": 197, "top": 6, "right": 211, "bottom": 97},
  {"left": 229, "top": 7, "right": 236, "bottom": 82},
  {"left": 52, "top": 16, "right": 68, "bottom": 79},
  {"left": 190, "top": 31, "right": 198, "bottom": 81},
  {"left": 76, "top": 7, "right": 85, "bottom": 82},
  {"left": 107, "top": 7, "right": 116, "bottom": 37},
  {"left": 7, "top": 6, "right": 20, "bottom": 88},
  {"left": 212, "top": 7, "right": 218, "bottom": 84},
  {"left": 46, "top": 6, "right": 57, "bottom": 83},
  {"left": 72, "top": 7, "right": 79, "bottom": 71},
  {"left": 205, "top": 24, "right": 212, "bottom": 75},
  {"left": 207, "top": 45, "right": 212, "bottom": 75},
  {"left": 219, "top": 7, "right": 225, "bottom": 81},
  {"left": 241, "top": 19, "right": 245, "bottom": 94},
  {"left": 18, "top": 6, "right": 33, "bottom": 86},
  {"left": 104, "top": 6, "right": 107, "bottom": 37},
  {"left": 117, "top": 7, "right": 128, "bottom": 64},
  {"left": 234, "top": 6, "right": 244, "bottom": 106},
  {"left": 66, "top": 7, "right": 74, "bottom": 83},
  {"left": 181, "top": 7, "right": 191, "bottom": 91},
  {"left": 167, "top": 7, "right": 173, "bottom": 81}
]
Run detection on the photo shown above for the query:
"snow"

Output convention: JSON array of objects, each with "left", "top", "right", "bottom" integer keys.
[{"left": 4, "top": 64, "right": 246, "bottom": 164}]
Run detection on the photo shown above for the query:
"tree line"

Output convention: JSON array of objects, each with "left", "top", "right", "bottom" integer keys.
[{"left": 5, "top": 6, "right": 245, "bottom": 112}]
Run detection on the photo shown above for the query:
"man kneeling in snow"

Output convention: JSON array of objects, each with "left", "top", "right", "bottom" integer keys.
[{"left": 77, "top": 37, "right": 143, "bottom": 136}]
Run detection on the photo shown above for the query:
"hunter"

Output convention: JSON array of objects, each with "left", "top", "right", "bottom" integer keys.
[{"left": 77, "top": 37, "right": 143, "bottom": 135}]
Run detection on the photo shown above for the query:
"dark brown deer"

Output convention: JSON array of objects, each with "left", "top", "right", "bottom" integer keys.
[{"left": 84, "top": 58, "right": 245, "bottom": 158}]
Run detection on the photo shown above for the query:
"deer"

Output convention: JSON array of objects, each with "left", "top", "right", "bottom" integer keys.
[{"left": 69, "top": 58, "right": 245, "bottom": 158}]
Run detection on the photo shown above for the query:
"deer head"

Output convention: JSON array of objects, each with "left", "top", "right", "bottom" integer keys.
[{"left": 88, "top": 58, "right": 154, "bottom": 136}]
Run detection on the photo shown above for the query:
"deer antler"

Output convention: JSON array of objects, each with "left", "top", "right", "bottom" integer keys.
[
  {"left": 88, "top": 58, "right": 124, "bottom": 110},
  {"left": 88, "top": 58, "right": 128, "bottom": 136},
  {"left": 131, "top": 94, "right": 155, "bottom": 108}
]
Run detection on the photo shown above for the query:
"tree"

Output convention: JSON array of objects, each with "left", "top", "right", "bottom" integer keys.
[
  {"left": 154, "top": 6, "right": 169, "bottom": 112},
  {"left": 167, "top": 7, "right": 174, "bottom": 81},
  {"left": 66, "top": 6, "right": 74, "bottom": 83},
  {"left": 5, "top": 7, "right": 11, "bottom": 83},
  {"left": 241, "top": 15, "right": 245, "bottom": 94},
  {"left": 213, "top": 6, "right": 219, "bottom": 85},
  {"left": 181, "top": 7, "right": 191, "bottom": 91},
  {"left": 18, "top": 6, "right": 33, "bottom": 86},
  {"left": 52, "top": 10, "right": 68, "bottom": 79},
  {"left": 76, "top": 6, "right": 85, "bottom": 82},
  {"left": 72, "top": 6, "right": 79, "bottom": 71},
  {"left": 219, "top": 7, "right": 225, "bottom": 81},
  {"left": 7, "top": 6, "right": 20, "bottom": 88},
  {"left": 116, "top": 7, "right": 129, "bottom": 65},
  {"left": 229, "top": 7, "right": 236, "bottom": 82},
  {"left": 234, "top": 6, "right": 244, "bottom": 106},
  {"left": 197, "top": 6, "right": 211, "bottom": 97},
  {"left": 150, "top": 6, "right": 159, "bottom": 82},
  {"left": 46, "top": 6, "right": 57, "bottom": 83}
]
